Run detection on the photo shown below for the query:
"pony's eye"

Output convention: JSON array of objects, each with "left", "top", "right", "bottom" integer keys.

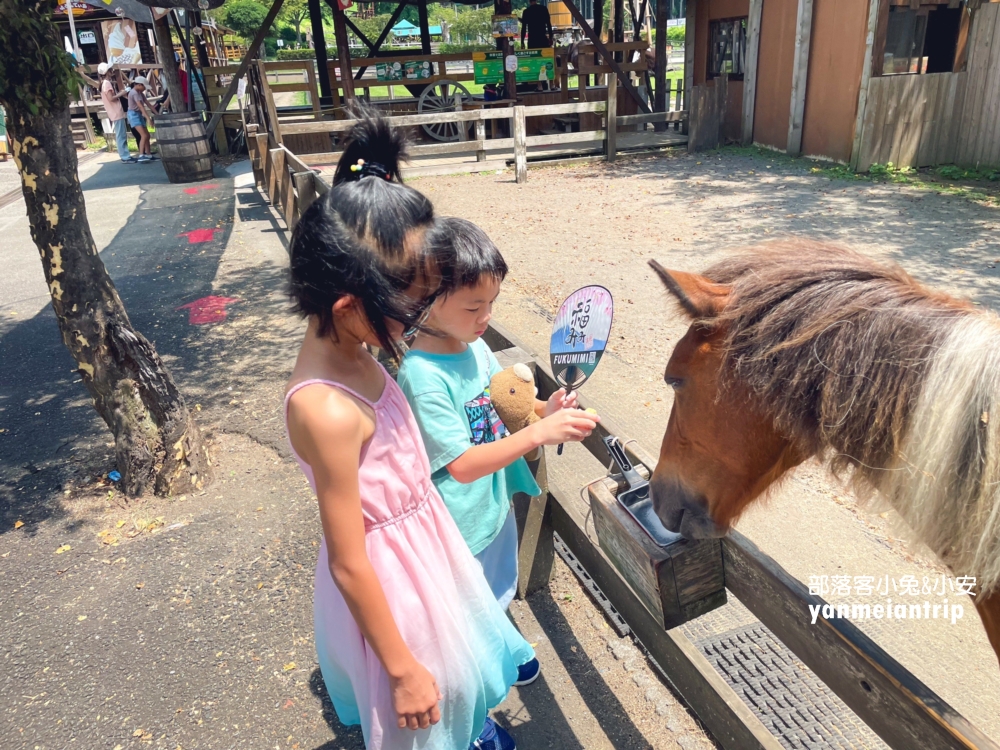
[{"left": 665, "top": 376, "right": 683, "bottom": 389}]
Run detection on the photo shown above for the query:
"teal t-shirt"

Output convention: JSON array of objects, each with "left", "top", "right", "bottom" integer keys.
[{"left": 398, "top": 338, "right": 541, "bottom": 555}]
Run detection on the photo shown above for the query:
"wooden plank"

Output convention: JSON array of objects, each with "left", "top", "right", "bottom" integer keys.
[
  {"left": 410, "top": 139, "right": 513, "bottom": 157},
  {"left": 786, "top": 0, "right": 814, "bottom": 155},
  {"left": 856, "top": 78, "right": 881, "bottom": 171},
  {"left": 257, "top": 134, "right": 271, "bottom": 192},
  {"left": 742, "top": 0, "right": 764, "bottom": 144},
  {"left": 654, "top": 0, "right": 667, "bottom": 123},
  {"left": 514, "top": 106, "right": 528, "bottom": 184},
  {"left": 402, "top": 159, "right": 509, "bottom": 179},
  {"left": 617, "top": 111, "right": 687, "bottom": 125},
  {"left": 617, "top": 130, "right": 688, "bottom": 150},
  {"left": 548, "top": 483, "right": 784, "bottom": 750},
  {"left": 267, "top": 148, "right": 285, "bottom": 210},
  {"left": 525, "top": 130, "right": 607, "bottom": 147},
  {"left": 283, "top": 148, "right": 313, "bottom": 175},
  {"left": 523, "top": 101, "right": 608, "bottom": 117},
  {"left": 851, "top": 0, "right": 886, "bottom": 169},
  {"left": 976, "top": 5, "right": 1000, "bottom": 166},
  {"left": 916, "top": 74, "right": 943, "bottom": 167},
  {"left": 269, "top": 82, "right": 312, "bottom": 93},
  {"left": 941, "top": 72, "right": 968, "bottom": 165},
  {"left": 475, "top": 120, "right": 486, "bottom": 162},
  {"left": 957, "top": 5, "right": 994, "bottom": 164},
  {"left": 684, "top": 0, "right": 695, "bottom": 136},
  {"left": 282, "top": 166, "right": 297, "bottom": 229},
  {"left": 259, "top": 60, "right": 284, "bottom": 145},
  {"left": 607, "top": 73, "right": 618, "bottom": 162},
  {"left": 986, "top": 7, "right": 1000, "bottom": 166},
  {"left": 205, "top": 0, "right": 287, "bottom": 143},
  {"left": 724, "top": 530, "right": 1000, "bottom": 750}
]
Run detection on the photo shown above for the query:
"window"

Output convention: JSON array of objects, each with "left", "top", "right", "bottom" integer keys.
[
  {"left": 708, "top": 17, "right": 747, "bottom": 79},
  {"left": 882, "top": 5, "right": 963, "bottom": 76}
]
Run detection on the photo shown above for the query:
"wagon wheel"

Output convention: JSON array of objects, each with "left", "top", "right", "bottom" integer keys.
[{"left": 417, "top": 79, "right": 473, "bottom": 142}]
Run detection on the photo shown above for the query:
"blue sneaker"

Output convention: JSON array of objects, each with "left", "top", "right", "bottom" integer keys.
[
  {"left": 513, "top": 657, "right": 540, "bottom": 686},
  {"left": 471, "top": 717, "right": 516, "bottom": 750}
]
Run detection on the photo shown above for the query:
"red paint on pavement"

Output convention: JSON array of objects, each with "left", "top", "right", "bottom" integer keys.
[
  {"left": 177, "top": 228, "right": 220, "bottom": 244},
  {"left": 183, "top": 184, "right": 220, "bottom": 195},
  {"left": 176, "top": 296, "right": 240, "bottom": 325}
]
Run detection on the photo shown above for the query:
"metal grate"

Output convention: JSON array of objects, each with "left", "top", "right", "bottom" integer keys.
[{"left": 688, "top": 623, "right": 888, "bottom": 750}]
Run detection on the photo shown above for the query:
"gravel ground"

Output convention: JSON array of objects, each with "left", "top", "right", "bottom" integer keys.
[{"left": 416, "top": 150, "right": 1000, "bottom": 741}]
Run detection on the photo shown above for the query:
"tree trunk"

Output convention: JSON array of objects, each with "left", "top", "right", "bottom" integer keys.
[
  {"left": 153, "top": 13, "right": 187, "bottom": 112},
  {"left": 6, "top": 104, "right": 212, "bottom": 497}
]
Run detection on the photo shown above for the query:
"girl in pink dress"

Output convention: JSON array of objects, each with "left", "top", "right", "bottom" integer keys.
[{"left": 284, "top": 114, "right": 540, "bottom": 750}]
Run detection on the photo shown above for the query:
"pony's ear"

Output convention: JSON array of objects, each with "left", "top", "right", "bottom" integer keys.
[{"left": 649, "top": 260, "right": 730, "bottom": 319}]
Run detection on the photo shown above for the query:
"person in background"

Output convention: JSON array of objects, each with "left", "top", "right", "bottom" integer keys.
[
  {"left": 520, "top": 0, "right": 552, "bottom": 50},
  {"left": 127, "top": 76, "right": 157, "bottom": 163},
  {"left": 97, "top": 63, "right": 135, "bottom": 163},
  {"left": 159, "top": 52, "right": 190, "bottom": 113}
]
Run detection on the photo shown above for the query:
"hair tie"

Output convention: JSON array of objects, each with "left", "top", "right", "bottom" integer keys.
[{"left": 349, "top": 158, "right": 392, "bottom": 181}]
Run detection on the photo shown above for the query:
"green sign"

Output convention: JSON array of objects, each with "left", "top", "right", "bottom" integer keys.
[
  {"left": 376, "top": 60, "right": 433, "bottom": 82},
  {"left": 473, "top": 48, "right": 555, "bottom": 85}
]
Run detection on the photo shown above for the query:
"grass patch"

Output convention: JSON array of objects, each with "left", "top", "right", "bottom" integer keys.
[{"left": 715, "top": 145, "right": 1000, "bottom": 208}]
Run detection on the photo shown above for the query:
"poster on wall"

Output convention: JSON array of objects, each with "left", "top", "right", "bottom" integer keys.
[{"left": 101, "top": 19, "right": 142, "bottom": 65}]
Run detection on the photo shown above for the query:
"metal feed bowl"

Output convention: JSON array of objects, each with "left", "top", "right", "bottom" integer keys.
[{"left": 417, "top": 79, "right": 473, "bottom": 142}]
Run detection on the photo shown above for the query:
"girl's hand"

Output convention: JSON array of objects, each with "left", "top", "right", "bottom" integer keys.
[
  {"left": 390, "top": 660, "right": 442, "bottom": 731},
  {"left": 543, "top": 387, "right": 579, "bottom": 416},
  {"left": 530, "top": 408, "right": 599, "bottom": 446}
]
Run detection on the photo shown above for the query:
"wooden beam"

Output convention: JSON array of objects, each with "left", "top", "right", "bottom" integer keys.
[
  {"left": 654, "top": 0, "right": 668, "bottom": 127},
  {"left": 606, "top": 71, "right": 618, "bottom": 161},
  {"left": 786, "top": 0, "right": 814, "bottom": 155},
  {"left": 724, "top": 530, "right": 1000, "bottom": 750},
  {"left": 417, "top": 0, "right": 432, "bottom": 55},
  {"left": 684, "top": 0, "right": 695, "bottom": 134},
  {"left": 344, "top": 16, "right": 375, "bottom": 51},
  {"left": 308, "top": 0, "right": 333, "bottom": 104},
  {"left": 850, "top": 0, "right": 884, "bottom": 169},
  {"left": 513, "top": 105, "right": 528, "bottom": 183},
  {"left": 742, "top": 0, "right": 763, "bottom": 144},
  {"left": 205, "top": 0, "right": 286, "bottom": 144},
  {"left": 561, "top": 0, "right": 652, "bottom": 113},
  {"left": 330, "top": 0, "right": 355, "bottom": 102}
]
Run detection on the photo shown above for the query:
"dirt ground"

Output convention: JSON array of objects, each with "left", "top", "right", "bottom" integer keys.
[{"left": 414, "top": 149, "right": 1000, "bottom": 741}]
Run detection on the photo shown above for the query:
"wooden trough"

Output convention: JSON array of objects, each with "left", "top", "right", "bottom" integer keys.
[{"left": 244, "top": 127, "right": 999, "bottom": 750}]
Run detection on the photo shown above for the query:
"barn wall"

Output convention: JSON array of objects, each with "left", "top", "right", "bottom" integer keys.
[
  {"left": 800, "top": 0, "right": 870, "bottom": 162},
  {"left": 752, "top": 0, "right": 797, "bottom": 150},
  {"left": 693, "top": 0, "right": 750, "bottom": 142}
]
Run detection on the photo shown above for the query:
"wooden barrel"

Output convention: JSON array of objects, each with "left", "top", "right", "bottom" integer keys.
[
  {"left": 548, "top": 0, "right": 572, "bottom": 28},
  {"left": 154, "top": 112, "right": 214, "bottom": 184}
]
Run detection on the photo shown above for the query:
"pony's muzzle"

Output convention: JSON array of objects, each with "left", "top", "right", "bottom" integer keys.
[{"left": 649, "top": 475, "right": 728, "bottom": 540}]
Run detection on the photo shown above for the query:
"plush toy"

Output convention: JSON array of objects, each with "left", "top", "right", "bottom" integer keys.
[{"left": 490, "top": 363, "right": 542, "bottom": 462}]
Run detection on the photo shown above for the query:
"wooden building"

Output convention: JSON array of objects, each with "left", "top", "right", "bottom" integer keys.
[
  {"left": 687, "top": 0, "right": 1000, "bottom": 169},
  {"left": 54, "top": 0, "right": 158, "bottom": 67}
]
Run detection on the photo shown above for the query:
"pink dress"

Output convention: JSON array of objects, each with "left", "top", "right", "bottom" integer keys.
[{"left": 285, "top": 365, "right": 535, "bottom": 750}]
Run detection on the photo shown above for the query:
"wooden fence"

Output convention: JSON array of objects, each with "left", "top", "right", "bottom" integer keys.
[
  {"left": 855, "top": 2, "right": 1000, "bottom": 171},
  {"left": 239, "top": 133, "right": 1000, "bottom": 746}
]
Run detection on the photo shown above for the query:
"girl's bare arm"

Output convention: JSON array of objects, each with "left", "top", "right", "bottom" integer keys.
[{"left": 288, "top": 388, "right": 441, "bottom": 730}]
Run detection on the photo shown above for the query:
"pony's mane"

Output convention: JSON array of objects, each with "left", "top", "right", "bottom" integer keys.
[{"left": 703, "top": 241, "right": 1000, "bottom": 593}]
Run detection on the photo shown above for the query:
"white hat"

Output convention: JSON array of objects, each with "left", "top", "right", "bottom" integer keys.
[
  {"left": 133, "top": 75, "right": 148, "bottom": 85},
  {"left": 97, "top": 62, "right": 109, "bottom": 75}
]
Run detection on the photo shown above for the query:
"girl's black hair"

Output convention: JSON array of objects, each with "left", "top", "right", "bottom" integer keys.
[
  {"left": 288, "top": 112, "right": 437, "bottom": 360},
  {"left": 427, "top": 217, "right": 508, "bottom": 294}
]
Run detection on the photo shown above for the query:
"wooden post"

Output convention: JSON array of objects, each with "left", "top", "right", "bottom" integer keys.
[
  {"left": 205, "top": 0, "right": 287, "bottom": 143},
  {"left": 268, "top": 148, "right": 285, "bottom": 207},
  {"left": 786, "top": 0, "right": 813, "bottom": 155},
  {"left": 612, "top": 0, "right": 624, "bottom": 51},
  {"left": 850, "top": 0, "right": 884, "bottom": 169},
  {"left": 455, "top": 92, "right": 467, "bottom": 141},
  {"left": 258, "top": 60, "right": 284, "bottom": 144},
  {"left": 561, "top": 0, "right": 651, "bottom": 113},
  {"left": 513, "top": 105, "right": 527, "bottom": 183},
  {"left": 683, "top": 0, "right": 695, "bottom": 135},
  {"left": 309, "top": 0, "right": 333, "bottom": 106},
  {"left": 606, "top": 71, "right": 618, "bottom": 161},
  {"left": 742, "top": 0, "right": 763, "bottom": 144},
  {"left": 475, "top": 118, "right": 486, "bottom": 161},
  {"left": 332, "top": 1, "right": 356, "bottom": 102},
  {"left": 418, "top": 0, "right": 432, "bottom": 55},
  {"left": 247, "top": 124, "right": 264, "bottom": 186},
  {"left": 653, "top": 0, "right": 668, "bottom": 130},
  {"left": 294, "top": 171, "right": 319, "bottom": 218},
  {"left": 257, "top": 133, "right": 271, "bottom": 190}
]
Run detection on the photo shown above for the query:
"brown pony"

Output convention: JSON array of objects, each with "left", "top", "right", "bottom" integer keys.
[{"left": 648, "top": 241, "right": 1000, "bottom": 667}]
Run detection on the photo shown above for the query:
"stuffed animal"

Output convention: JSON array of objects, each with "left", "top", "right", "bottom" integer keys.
[{"left": 490, "top": 363, "right": 542, "bottom": 462}]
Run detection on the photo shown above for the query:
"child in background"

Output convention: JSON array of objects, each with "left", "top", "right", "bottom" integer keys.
[
  {"left": 126, "top": 76, "right": 156, "bottom": 163},
  {"left": 285, "top": 116, "right": 530, "bottom": 750},
  {"left": 397, "top": 218, "right": 600, "bottom": 686}
]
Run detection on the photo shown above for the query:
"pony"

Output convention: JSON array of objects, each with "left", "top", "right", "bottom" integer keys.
[{"left": 647, "top": 241, "right": 1000, "bottom": 668}]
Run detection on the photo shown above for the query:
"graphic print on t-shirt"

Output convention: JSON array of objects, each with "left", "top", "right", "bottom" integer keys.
[{"left": 465, "top": 387, "right": 510, "bottom": 445}]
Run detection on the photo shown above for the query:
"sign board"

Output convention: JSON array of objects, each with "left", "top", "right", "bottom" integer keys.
[
  {"left": 376, "top": 60, "right": 432, "bottom": 81},
  {"left": 78, "top": 30, "right": 97, "bottom": 45},
  {"left": 491, "top": 14, "right": 519, "bottom": 38},
  {"left": 276, "top": 39, "right": 284, "bottom": 47},
  {"left": 549, "top": 285, "right": 614, "bottom": 392},
  {"left": 473, "top": 48, "right": 554, "bottom": 85}
]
